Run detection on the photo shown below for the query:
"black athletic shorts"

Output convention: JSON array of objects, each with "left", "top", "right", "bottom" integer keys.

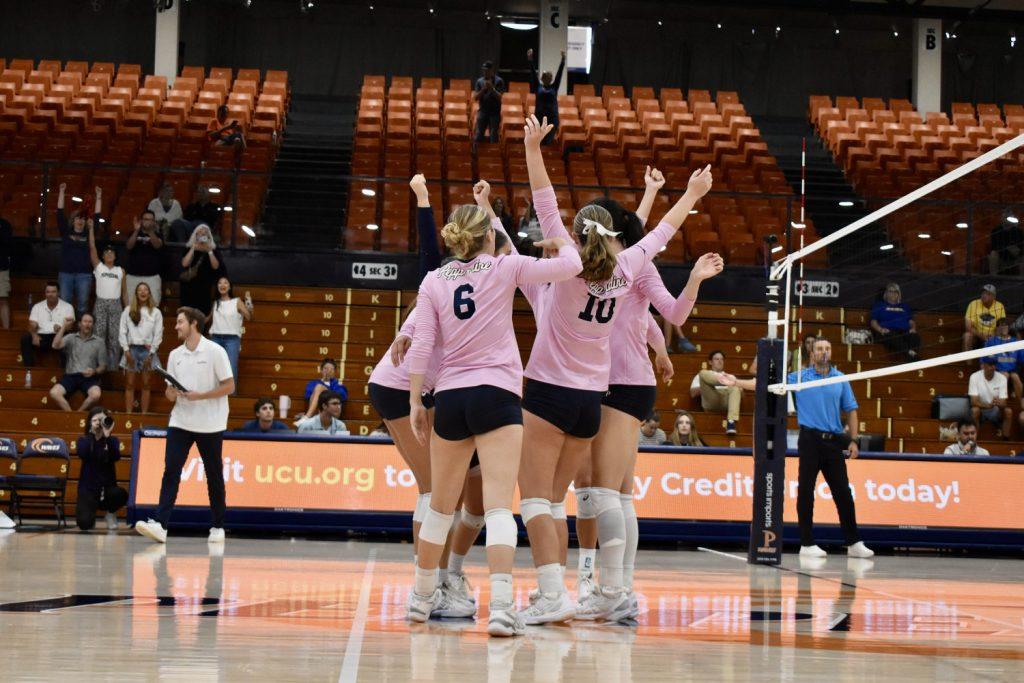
[
  {"left": 602, "top": 384, "right": 657, "bottom": 422},
  {"left": 368, "top": 382, "right": 434, "bottom": 421},
  {"left": 58, "top": 373, "right": 100, "bottom": 396},
  {"left": 522, "top": 378, "right": 604, "bottom": 439},
  {"left": 432, "top": 385, "right": 523, "bottom": 441}
]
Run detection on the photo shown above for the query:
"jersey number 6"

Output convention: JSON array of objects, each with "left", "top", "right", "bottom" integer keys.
[{"left": 453, "top": 284, "right": 476, "bottom": 320}]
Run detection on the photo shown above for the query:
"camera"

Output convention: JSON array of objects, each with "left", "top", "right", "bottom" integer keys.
[
  {"left": 103, "top": 415, "right": 115, "bottom": 429},
  {"left": 197, "top": 235, "right": 210, "bottom": 244}
]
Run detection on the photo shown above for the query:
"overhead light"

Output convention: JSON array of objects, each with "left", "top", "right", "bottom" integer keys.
[
  {"left": 657, "top": 20, "right": 663, "bottom": 27},
  {"left": 114, "top": 230, "right": 120, "bottom": 235},
  {"left": 1012, "top": 33, "right": 1017, "bottom": 48},
  {"left": 941, "top": 250, "right": 952, "bottom": 256},
  {"left": 893, "top": 30, "right": 899, "bottom": 38},
  {"left": 880, "top": 243, "right": 894, "bottom": 251},
  {"left": 771, "top": 245, "right": 783, "bottom": 254},
  {"left": 1008, "top": 215, "right": 1020, "bottom": 224},
  {"left": 791, "top": 221, "right": 806, "bottom": 229},
  {"left": 689, "top": 209, "right": 698, "bottom": 215},
  {"left": 945, "top": 31, "right": 950, "bottom": 39},
  {"left": 98, "top": 218, "right": 106, "bottom": 223},
  {"left": 751, "top": 28, "right": 756, "bottom": 35},
  {"left": 241, "top": 225, "right": 256, "bottom": 237},
  {"left": 956, "top": 222, "right": 968, "bottom": 229},
  {"left": 517, "top": 231, "right": 528, "bottom": 238},
  {"left": 501, "top": 21, "right": 538, "bottom": 30},
  {"left": 245, "top": 0, "right": 252, "bottom": 7},
  {"left": 659, "top": 245, "right": 667, "bottom": 252},
  {"left": 838, "top": 200, "right": 853, "bottom": 207},
  {"left": 361, "top": 188, "right": 376, "bottom": 197},
  {"left": 716, "top": 22, "right": 723, "bottom": 29},
  {"left": 366, "top": 223, "right": 379, "bottom": 230},
  {"left": 208, "top": 187, "right": 221, "bottom": 194},
  {"left": 834, "top": 28, "right": 840, "bottom": 36},
  {"left": 369, "top": 3, "right": 374, "bottom": 9},
  {"left": 72, "top": 196, "right": 82, "bottom": 203},
  {"left": 223, "top": 206, "right": 233, "bottom": 212},
  {"left": 917, "top": 233, "right": 930, "bottom": 239}
]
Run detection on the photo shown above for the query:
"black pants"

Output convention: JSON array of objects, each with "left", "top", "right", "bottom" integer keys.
[
  {"left": 75, "top": 485, "right": 128, "bottom": 530},
  {"left": 20, "top": 333, "right": 56, "bottom": 367},
  {"left": 797, "top": 429, "right": 860, "bottom": 546},
  {"left": 156, "top": 427, "right": 226, "bottom": 529},
  {"left": 877, "top": 330, "right": 921, "bottom": 360},
  {"left": 475, "top": 110, "right": 501, "bottom": 143}
]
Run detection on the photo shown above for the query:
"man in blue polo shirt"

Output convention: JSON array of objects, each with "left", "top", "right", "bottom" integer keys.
[{"left": 788, "top": 338, "right": 873, "bottom": 559}]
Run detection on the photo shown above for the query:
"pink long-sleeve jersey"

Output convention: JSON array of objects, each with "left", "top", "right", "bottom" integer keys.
[
  {"left": 523, "top": 185, "right": 679, "bottom": 391},
  {"left": 407, "top": 245, "right": 582, "bottom": 396},
  {"left": 608, "top": 261, "right": 697, "bottom": 386},
  {"left": 368, "top": 304, "right": 440, "bottom": 393}
]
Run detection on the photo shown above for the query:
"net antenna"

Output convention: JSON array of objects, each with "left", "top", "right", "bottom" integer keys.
[{"left": 766, "top": 132, "right": 1024, "bottom": 396}]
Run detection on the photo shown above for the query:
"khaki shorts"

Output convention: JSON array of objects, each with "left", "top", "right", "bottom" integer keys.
[{"left": 0, "top": 270, "right": 10, "bottom": 298}]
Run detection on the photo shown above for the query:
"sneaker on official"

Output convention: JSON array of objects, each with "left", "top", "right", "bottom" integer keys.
[
  {"left": 432, "top": 582, "right": 477, "bottom": 619},
  {"left": 208, "top": 527, "right": 225, "bottom": 544},
  {"left": 846, "top": 541, "right": 874, "bottom": 558},
  {"left": 135, "top": 519, "right": 167, "bottom": 543},
  {"left": 575, "top": 586, "right": 631, "bottom": 622},
  {"left": 487, "top": 600, "right": 526, "bottom": 637},
  {"left": 799, "top": 544, "right": 827, "bottom": 558},
  {"left": 517, "top": 590, "right": 575, "bottom": 625},
  {"left": 104, "top": 512, "right": 118, "bottom": 530},
  {"left": 576, "top": 575, "right": 596, "bottom": 604},
  {"left": 407, "top": 589, "right": 439, "bottom": 623}
]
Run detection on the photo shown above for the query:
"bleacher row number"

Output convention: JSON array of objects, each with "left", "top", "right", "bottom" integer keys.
[
  {"left": 274, "top": 364, "right": 281, "bottom": 372},
  {"left": 321, "top": 329, "right": 331, "bottom": 337},
  {"left": 281, "top": 327, "right": 287, "bottom": 336},
  {"left": 283, "top": 309, "right": 289, "bottom": 317},
  {"left": 285, "top": 292, "right": 292, "bottom": 300},
  {"left": 319, "top": 347, "right": 329, "bottom": 355},
  {"left": 271, "top": 383, "right": 278, "bottom": 392},
  {"left": 323, "top": 311, "right": 332, "bottom": 319},
  {"left": 325, "top": 293, "right": 334, "bottom": 302},
  {"left": 278, "top": 345, "right": 285, "bottom": 353}
]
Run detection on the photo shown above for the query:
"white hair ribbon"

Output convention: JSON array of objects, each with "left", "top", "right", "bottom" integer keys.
[{"left": 581, "top": 218, "right": 620, "bottom": 237}]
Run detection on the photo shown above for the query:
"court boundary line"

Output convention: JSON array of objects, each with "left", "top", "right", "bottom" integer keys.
[
  {"left": 697, "top": 547, "right": 1024, "bottom": 633},
  {"left": 338, "top": 548, "right": 377, "bottom": 683}
]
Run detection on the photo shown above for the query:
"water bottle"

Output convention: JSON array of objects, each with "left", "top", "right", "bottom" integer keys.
[{"left": 24, "top": 370, "right": 31, "bottom": 388}]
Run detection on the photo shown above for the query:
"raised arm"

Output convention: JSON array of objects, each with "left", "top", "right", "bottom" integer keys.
[
  {"left": 508, "top": 239, "right": 582, "bottom": 285},
  {"left": 410, "top": 174, "right": 442, "bottom": 276},
  {"left": 56, "top": 183, "right": 68, "bottom": 235},
  {"left": 635, "top": 166, "right": 665, "bottom": 227},
  {"left": 88, "top": 223, "right": 100, "bottom": 268},
  {"left": 526, "top": 49, "right": 541, "bottom": 89},
  {"left": 524, "top": 117, "right": 574, "bottom": 245},
  {"left": 552, "top": 51, "right": 566, "bottom": 90},
  {"left": 474, "top": 180, "right": 517, "bottom": 253}
]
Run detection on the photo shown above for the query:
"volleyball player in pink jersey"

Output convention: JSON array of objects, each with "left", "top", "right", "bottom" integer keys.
[
  {"left": 516, "top": 115, "right": 714, "bottom": 625},
  {"left": 404, "top": 195, "right": 582, "bottom": 637},
  {"left": 574, "top": 182, "right": 723, "bottom": 622}
]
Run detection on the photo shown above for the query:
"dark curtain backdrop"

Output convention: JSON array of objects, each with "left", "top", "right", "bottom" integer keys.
[{"left": 2, "top": 1, "right": 1024, "bottom": 116}]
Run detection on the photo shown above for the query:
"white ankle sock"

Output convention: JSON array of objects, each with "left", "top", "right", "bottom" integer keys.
[
  {"left": 578, "top": 548, "right": 596, "bottom": 578},
  {"left": 491, "top": 573, "right": 513, "bottom": 604},
  {"left": 537, "top": 563, "right": 563, "bottom": 595},
  {"left": 414, "top": 566, "right": 437, "bottom": 596},
  {"left": 449, "top": 552, "right": 466, "bottom": 576}
]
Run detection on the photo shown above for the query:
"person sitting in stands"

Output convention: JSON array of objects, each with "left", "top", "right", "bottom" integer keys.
[
  {"left": 237, "top": 397, "right": 291, "bottom": 433},
  {"left": 21, "top": 282, "right": 75, "bottom": 367},
  {"left": 666, "top": 410, "right": 707, "bottom": 447},
  {"left": 300, "top": 358, "right": 349, "bottom": 419},
  {"left": 638, "top": 412, "right": 667, "bottom": 446},
  {"left": 51, "top": 312, "right": 106, "bottom": 412},
  {"left": 943, "top": 418, "right": 990, "bottom": 456},
  {"left": 296, "top": 390, "right": 349, "bottom": 435},
  {"left": 75, "top": 407, "right": 128, "bottom": 531}
]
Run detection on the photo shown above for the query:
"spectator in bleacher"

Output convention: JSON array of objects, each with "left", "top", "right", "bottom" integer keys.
[
  {"left": 207, "top": 105, "right": 246, "bottom": 149},
  {"left": 119, "top": 282, "right": 163, "bottom": 414},
  {"left": 869, "top": 282, "right": 921, "bottom": 361},
  {"left": 473, "top": 60, "right": 505, "bottom": 143},
  {"left": 526, "top": 48, "right": 565, "bottom": 145},
  {"left": 237, "top": 397, "right": 290, "bottom": 433},
  {"left": 207, "top": 277, "right": 252, "bottom": 386},
  {"left": 171, "top": 184, "right": 223, "bottom": 244},
  {"left": 964, "top": 284, "right": 1005, "bottom": 352},
  {"left": 300, "top": 357, "right": 348, "bottom": 419},
  {"left": 638, "top": 412, "right": 666, "bottom": 446},
  {"left": 125, "top": 210, "right": 165, "bottom": 306},
  {"left": 89, "top": 223, "right": 124, "bottom": 371},
  {"left": 969, "top": 357, "right": 1012, "bottom": 439},
  {"left": 690, "top": 350, "right": 743, "bottom": 435},
  {"left": 984, "top": 318, "right": 1023, "bottom": 400},
  {"left": 0, "top": 215, "right": 12, "bottom": 329},
  {"left": 663, "top": 319, "right": 698, "bottom": 353},
  {"left": 369, "top": 422, "right": 389, "bottom": 438},
  {"left": 987, "top": 209, "right": 1023, "bottom": 276},
  {"left": 75, "top": 406, "right": 126, "bottom": 531},
  {"left": 491, "top": 196, "right": 514, "bottom": 234},
  {"left": 56, "top": 183, "right": 101, "bottom": 317},
  {"left": 296, "top": 390, "right": 349, "bottom": 435},
  {"left": 666, "top": 410, "right": 706, "bottom": 447},
  {"left": 943, "top": 418, "right": 990, "bottom": 456},
  {"left": 180, "top": 224, "right": 225, "bottom": 316},
  {"left": 147, "top": 183, "right": 183, "bottom": 232},
  {"left": 21, "top": 282, "right": 75, "bottom": 367},
  {"left": 50, "top": 312, "right": 106, "bottom": 412}
]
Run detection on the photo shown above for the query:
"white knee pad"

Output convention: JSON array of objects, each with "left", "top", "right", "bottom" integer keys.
[
  {"left": 550, "top": 498, "right": 567, "bottom": 521},
  {"left": 519, "top": 497, "right": 552, "bottom": 524},
  {"left": 418, "top": 507, "right": 454, "bottom": 546},
  {"left": 593, "top": 488, "right": 625, "bottom": 547},
  {"left": 575, "top": 487, "right": 597, "bottom": 520},
  {"left": 460, "top": 507, "right": 485, "bottom": 530},
  {"left": 484, "top": 508, "right": 518, "bottom": 549},
  {"left": 412, "top": 493, "right": 431, "bottom": 524}
]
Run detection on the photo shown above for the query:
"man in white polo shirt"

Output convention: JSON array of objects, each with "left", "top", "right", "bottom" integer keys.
[{"left": 136, "top": 306, "right": 234, "bottom": 544}]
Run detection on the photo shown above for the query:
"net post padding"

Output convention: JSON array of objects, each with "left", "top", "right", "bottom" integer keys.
[{"left": 748, "top": 338, "right": 787, "bottom": 565}]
